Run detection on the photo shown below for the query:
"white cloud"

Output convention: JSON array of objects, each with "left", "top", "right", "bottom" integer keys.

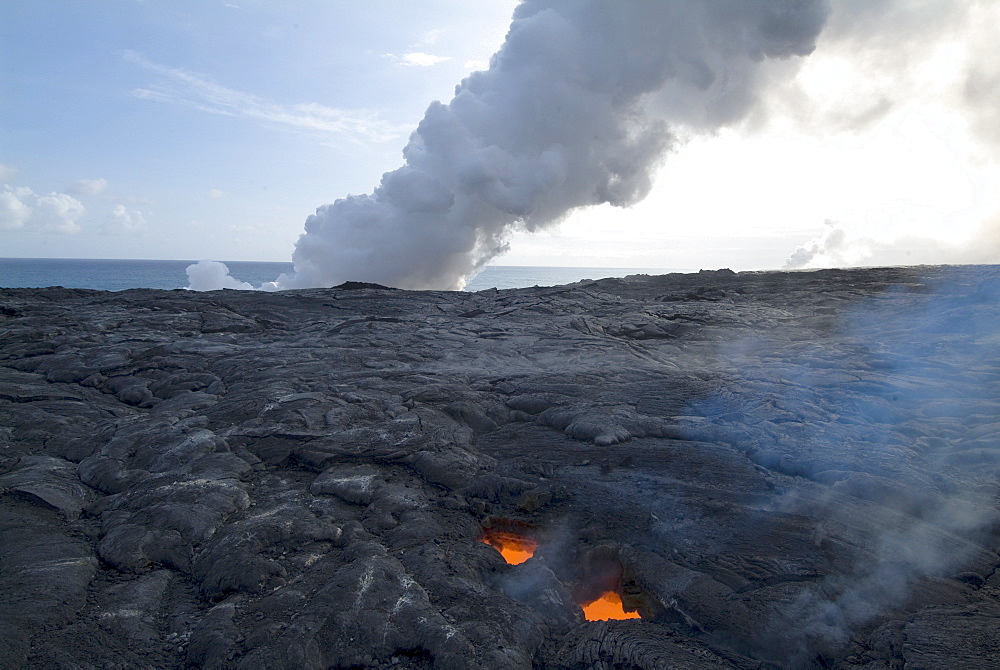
[
  {"left": 124, "top": 51, "right": 404, "bottom": 144},
  {"left": 34, "top": 193, "right": 86, "bottom": 234},
  {"left": 207, "top": 188, "right": 225, "bottom": 199},
  {"left": 0, "top": 186, "right": 32, "bottom": 229},
  {"left": 102, "top": 204, "right": 146, "bottom": 235},
  {"left": 0, "top": 185, "right": 84, "bottom": 234},
  {"left": 68, "top": 177, "right": 108, "bottom": 196},
  {"left": 384, "top": 52, "right": 451, "bottom": 67},
  {"left": 0, "top": 162, "right": 19, "bottom": 182}
]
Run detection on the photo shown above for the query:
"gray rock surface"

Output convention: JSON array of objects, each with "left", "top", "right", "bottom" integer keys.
[{"left": 1, "top": 266, "right": 998, "bottom": 668}]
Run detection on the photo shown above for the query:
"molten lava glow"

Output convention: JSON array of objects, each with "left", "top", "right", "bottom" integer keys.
[
  {"left": 581, "top": 591, "right": 641, "bottom": 621},
  {"left": 481, "top": 531, "right": 537, "bottom": 565}
]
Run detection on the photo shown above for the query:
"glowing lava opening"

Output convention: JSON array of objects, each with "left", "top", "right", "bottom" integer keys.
[
  {"left": 480, "top": 529, "right": 537, "bottom": 565},
  {"left": 580, "top": 590, "right": 642, "bottom": 621}
]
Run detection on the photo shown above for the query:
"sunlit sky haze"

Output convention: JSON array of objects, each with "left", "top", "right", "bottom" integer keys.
[{"left": 2, "top": 1, "right": 999, "bottom": 272}]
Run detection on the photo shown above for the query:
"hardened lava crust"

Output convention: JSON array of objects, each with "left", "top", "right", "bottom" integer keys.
[{"left": 1, "top": 265, "right": 999, "bottom": 668}]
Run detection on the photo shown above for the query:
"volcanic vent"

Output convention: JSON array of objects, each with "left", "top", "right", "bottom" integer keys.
[
  {"left": 481, "top": 525, "right": 538, "bottom": 566},
  {"left": 482, "top": 522, "right": 644, "bottom": 622}
]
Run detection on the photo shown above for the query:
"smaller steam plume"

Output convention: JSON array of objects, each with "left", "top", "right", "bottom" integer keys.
[
  {"left": 784, "top": 218, "right": 1000, "bottom": 270},
  {"left": 191, "top": 0, "right": 829, "bottom": 291},
  {"left": 186, "top": 260, "right": 253, "bottom": 291}
]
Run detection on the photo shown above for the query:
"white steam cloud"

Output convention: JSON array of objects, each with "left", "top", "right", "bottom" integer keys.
[
  {"left": 785, "top": 218, "right": 1000, "bottom": 270},
  {"left": 776, "top": 0, "right": 1000, "bottom": 270},
  {"left": 194, "top": 0, "right": 829, "bottom": 291},
  {"left": 186, "top": 260, "right": 254, "bottom": 291}
]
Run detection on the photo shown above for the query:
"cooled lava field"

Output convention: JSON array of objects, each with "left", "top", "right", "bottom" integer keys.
[{"left": 2, "top": 266, "right": 999, "bottom": 668}]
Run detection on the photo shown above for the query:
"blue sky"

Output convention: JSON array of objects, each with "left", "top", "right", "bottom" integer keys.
[
  {"left": 3, "top": 1, "right": 999, "bottom": 274},
  {"left": 1, "top": 1, "right": 515, "bottom": 262}
]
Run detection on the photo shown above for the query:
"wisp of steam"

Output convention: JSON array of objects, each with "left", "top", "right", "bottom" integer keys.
[{"left": 189, "top": 0, "right": 829, "bottom": 291}]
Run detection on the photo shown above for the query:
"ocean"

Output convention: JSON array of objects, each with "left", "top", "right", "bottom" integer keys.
[{"left": 0, "top": 258, "right": 683, "bottom": 293}]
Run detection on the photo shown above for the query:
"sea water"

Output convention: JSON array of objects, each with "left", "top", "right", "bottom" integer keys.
[
  {"left": 0, "top": 258, "right": 294, "bottom": 292},
  {"left": 0, "top": 258, "right": 684, "bottom": 292}
]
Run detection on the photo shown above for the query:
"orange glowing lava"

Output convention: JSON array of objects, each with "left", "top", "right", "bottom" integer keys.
[
  {"left": 480, "top": 530, "right": 537, "bottom": 565},
  {"left": 581, "top": 591, "right": 641, "bottom": 621}
]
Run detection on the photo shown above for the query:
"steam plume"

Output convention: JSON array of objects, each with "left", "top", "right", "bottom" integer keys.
[
  {"left": 193, "top": 1, "right": 829, "bottom": 291},
  {"left": 186, "top": 260, "right": 253, "bottom": 291},
  {"left": 785, "top": 218, "right": 1000, "bottom": 270}
]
